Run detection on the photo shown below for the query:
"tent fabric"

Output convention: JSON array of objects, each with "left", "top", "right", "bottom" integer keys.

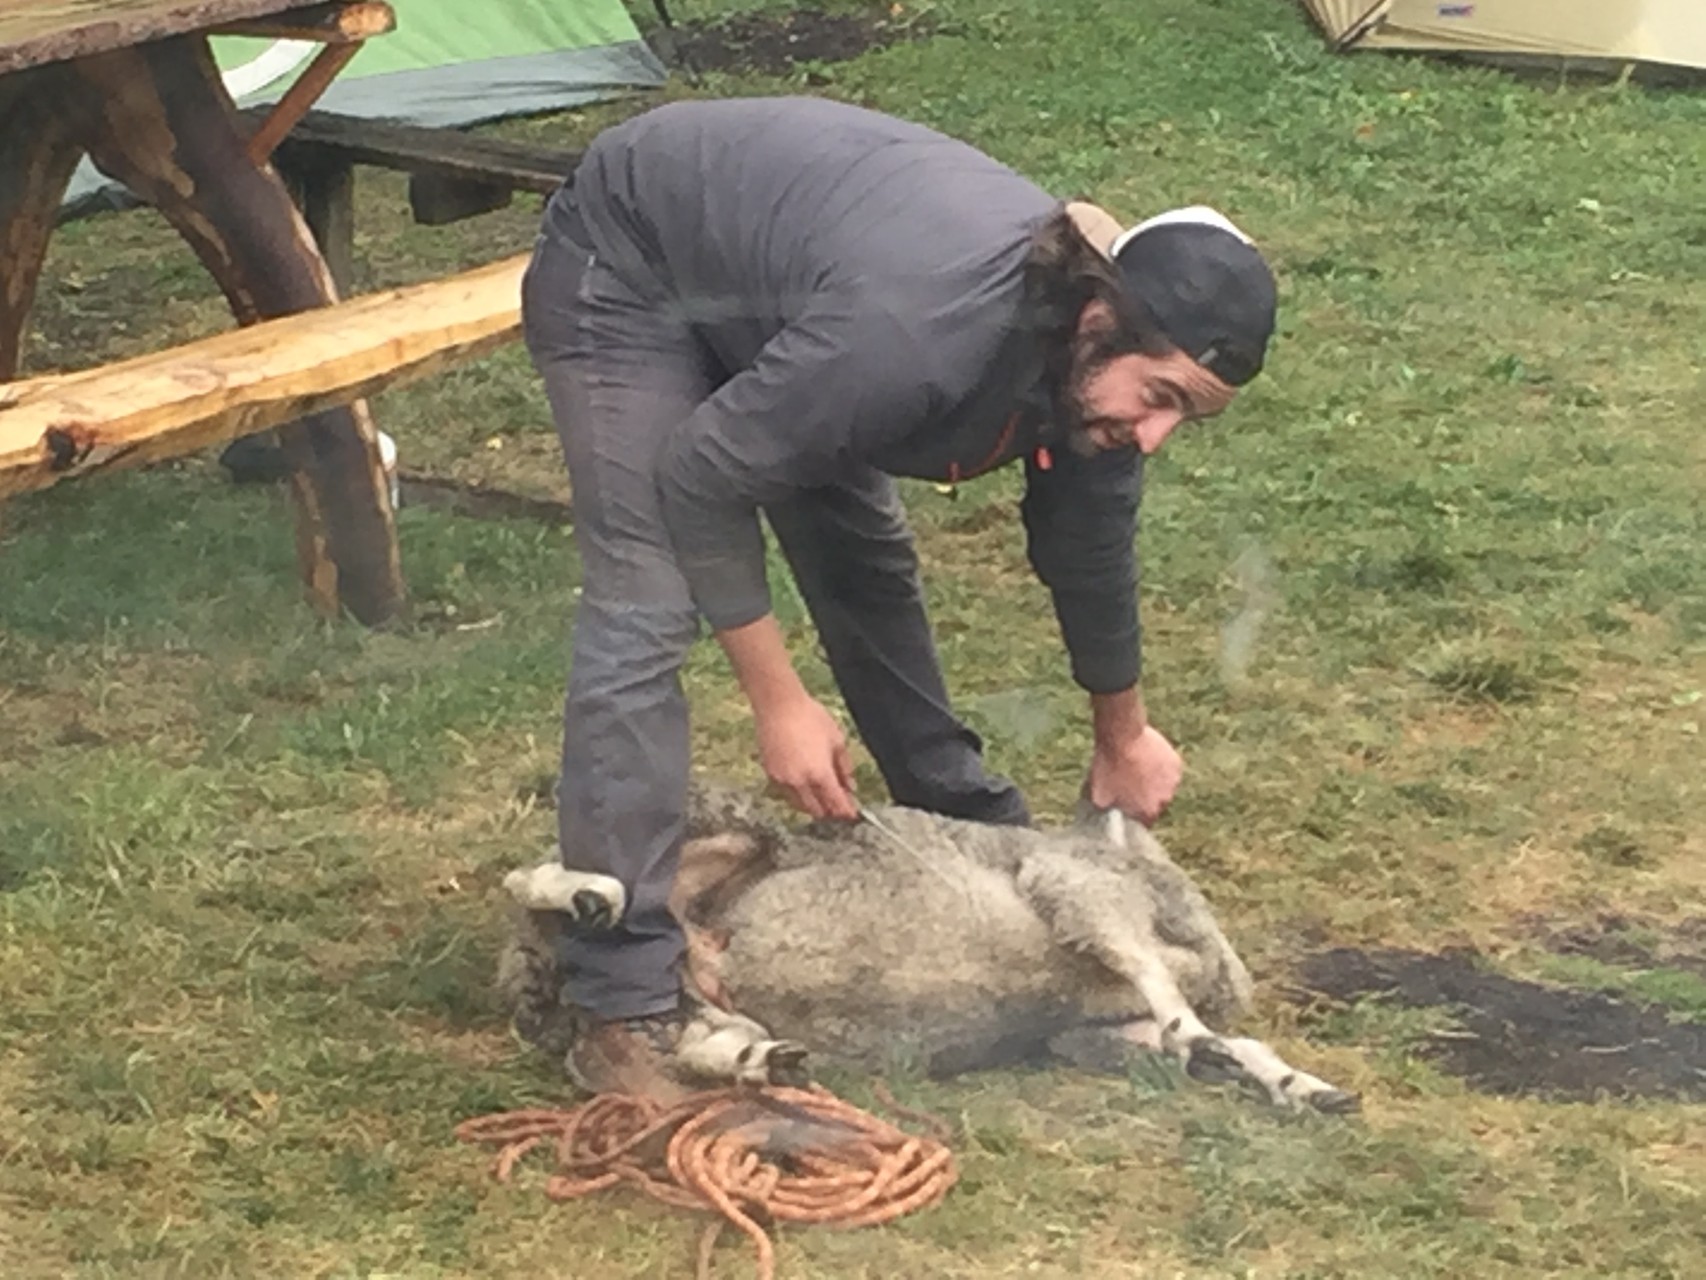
[
  {"left": 232, "top": 46, "right": 665, "bottom": 128},
  {"left": 1302, "top": 1, "right": 1706, "bottom": 73},
  {"left": 65, "top": 0, "right": 664, "bottom": 211},
  {"left": 213, "top": 0, "right": 665, "bottom": 126}
]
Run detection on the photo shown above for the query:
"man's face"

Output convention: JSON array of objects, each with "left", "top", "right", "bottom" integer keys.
[{"left": 1063, "top": 303, "right": 1238, "bottom": 456}]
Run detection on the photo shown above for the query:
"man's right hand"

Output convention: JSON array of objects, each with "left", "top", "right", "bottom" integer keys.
[
  {"left": 1087, "top": 685, "right": 1182, "bottom": 826},
  {"left": 754, "top": 693, "right": 859, "bottom": 821},
  {"left": 1086, "top": 723, "right": 1182, "bottom": 827},
  {"left": 715, "top": 613, "right": 858, "bottom": 821}
]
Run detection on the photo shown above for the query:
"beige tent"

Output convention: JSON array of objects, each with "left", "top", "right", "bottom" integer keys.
[{"left": 1303, "top": 1, "right": 1706, "bottom": 73}]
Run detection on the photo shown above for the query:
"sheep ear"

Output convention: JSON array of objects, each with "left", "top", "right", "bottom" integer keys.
[
  {"left": 1100, "top": 807, "right": 1130, "bottom": 850},
  {"left": 1072, "top": 796, "right": 1130, "bottom": 849}
]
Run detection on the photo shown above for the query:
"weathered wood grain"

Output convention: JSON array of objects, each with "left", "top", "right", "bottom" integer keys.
[
  {"left": 0, "top": 68, "right": 85, "bottom": 378},
  {"left": 0, "top": 0, "right": 323, "bottom": 74}
]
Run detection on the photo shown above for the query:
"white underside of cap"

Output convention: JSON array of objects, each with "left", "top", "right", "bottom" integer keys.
[{"left": 1111, "top": 204, "right": 1254, "bottom": 257}]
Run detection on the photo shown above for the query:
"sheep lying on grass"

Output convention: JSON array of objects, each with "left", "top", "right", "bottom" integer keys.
[{"left": 499, "top": 786, "right": 1356, "bottom": 1114}]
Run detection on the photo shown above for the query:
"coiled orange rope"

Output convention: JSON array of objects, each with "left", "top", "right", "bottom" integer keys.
[{"left": 454, "top": 1084, "right": 957, "bottom": 1280}]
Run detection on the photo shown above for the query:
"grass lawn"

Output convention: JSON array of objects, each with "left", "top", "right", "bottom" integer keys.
[{"left": 3, "top": 1, "right": 1704, "bottom": 1275}]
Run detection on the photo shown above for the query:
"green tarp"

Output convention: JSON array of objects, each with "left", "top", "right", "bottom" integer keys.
[{"left": 214, "top": 0, "right": 665, "bottom": 126}]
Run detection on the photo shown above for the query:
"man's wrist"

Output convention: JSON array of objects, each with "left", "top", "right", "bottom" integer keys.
[
  {"left": 716, "top": 615, "right": 808, "bottom": 716},
  {"left": 1089, "top": 685, "right": 1148, "bottom": 751}
]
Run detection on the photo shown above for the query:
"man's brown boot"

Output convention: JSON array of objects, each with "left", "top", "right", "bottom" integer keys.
[{"left": 566, "top": 1007, "right": 692, "bottom": 1102}]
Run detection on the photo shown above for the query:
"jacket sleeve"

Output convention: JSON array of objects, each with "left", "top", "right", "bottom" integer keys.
[
  {"left": 655, "top": 293, "right": 928, "bottom": 631},
  {"left": 1019, "top": 443, "right": 1144, "bottom": 693}
]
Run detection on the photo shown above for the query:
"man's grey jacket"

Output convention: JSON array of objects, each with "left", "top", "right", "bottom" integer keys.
[{"left": 553, "top": 96, "right": 1146, "bottom": 693}]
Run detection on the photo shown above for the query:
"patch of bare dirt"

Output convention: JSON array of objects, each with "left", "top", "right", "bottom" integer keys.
[
  {"left": 664, "top": 7, "right": 927, "bottom": 77},
  {"left": 0, "top": 654, "right": 210, "bottom": 763},
  {"left": 397, "top": 474, "right": 573, "bottom": 526},
  {"left": 1296, "top": 947, "right": 1706, "bottom": 1102},
  {"left": 1533, "top": 913, "right": 1706, "bottom": 981}
]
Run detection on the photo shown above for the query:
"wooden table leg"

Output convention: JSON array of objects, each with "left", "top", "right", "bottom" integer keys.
[
  {"left": 277, "top": 152, "right": 357, "bottom": 294},
  {"left": 0, "top": 69, "right": 87, "bottom": 381},
  {"left": 241, "top": 152, "right": 356, "bottom": 496},
  {"left": 54, "top": 35, "right": 406, "bottom": 627}
]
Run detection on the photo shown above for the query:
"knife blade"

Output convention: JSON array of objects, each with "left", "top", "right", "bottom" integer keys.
[{"left": 856, "top": 804, "right": 985, "bottom": 916}]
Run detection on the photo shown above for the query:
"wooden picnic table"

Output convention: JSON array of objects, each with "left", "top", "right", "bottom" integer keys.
[{"left": 0, "top": 0, "right": 411, "bottom": 625}]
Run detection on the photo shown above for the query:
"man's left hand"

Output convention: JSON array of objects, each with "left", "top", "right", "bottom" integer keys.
[{"left": 1086, "top": 723, "right": 1182, "bottom": 826}]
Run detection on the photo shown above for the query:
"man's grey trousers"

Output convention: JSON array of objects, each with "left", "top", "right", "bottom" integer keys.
[{"left": 521, "top": 194, "right": 1028, "bottom": 1020}]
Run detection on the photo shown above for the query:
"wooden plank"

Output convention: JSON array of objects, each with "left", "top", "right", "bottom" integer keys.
[
  {"left": 0, "top": 252, "right": 526, "bottom": 499},
  {"left": 212, "top": 0, "right": 392, "bottom": 43},
  {"left": 265, "top": 109, "right": 577, "bottom": 196},
  {"left": 245, "top": 40, "right": 360, "bottom": 163},
  {"left": 0, "top": 0, "right": 323, "bottom": 74}
]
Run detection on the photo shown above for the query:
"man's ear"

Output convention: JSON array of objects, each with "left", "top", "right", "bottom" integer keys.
[{"left": 1076, "top": 297, "right": 1117, "bottom": 339}]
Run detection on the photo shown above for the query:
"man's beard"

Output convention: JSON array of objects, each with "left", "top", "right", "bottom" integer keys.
[
  {"left": 1056, "top": 332, "right": 1122, "bottom": 458},
  {"left": 1061, "top": 395, "right": 1103, "bottom": 457}
]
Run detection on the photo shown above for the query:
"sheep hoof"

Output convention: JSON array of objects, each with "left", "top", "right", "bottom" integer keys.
[
  {"left": 1183, "top": 1037, "right": 1244, "bottom": 1085},
  {"left": 1307, "top": 1087, "right": 1362, "bottom": 1116},
  {"left": 764, "top": 1040, "right": 811, "bottom": 1087},
  {"left": 569, "top": 887, "right": 619, "bottom": 931}
]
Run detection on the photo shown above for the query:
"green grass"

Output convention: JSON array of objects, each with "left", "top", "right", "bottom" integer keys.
[{"left": 4, "top": 0, "right": 1706, "bottom": 1275}]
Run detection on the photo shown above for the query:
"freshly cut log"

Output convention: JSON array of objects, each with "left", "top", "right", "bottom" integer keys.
[{"left": 0, "top": 252, "right": 526, "bottom": 497}]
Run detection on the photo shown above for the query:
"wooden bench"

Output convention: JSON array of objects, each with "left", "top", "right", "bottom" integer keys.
[
  {"left": 270, "top": 109, "right": 577, "bottom": 209},
  {"left": 0, "top": 252, "right": 526, "bottom": 498},
  {"left": 246, "top": 108, "right": 581, "bottom": 291},
  {"left": 58, "top": 106, "right": 576, "bottom": 340}
]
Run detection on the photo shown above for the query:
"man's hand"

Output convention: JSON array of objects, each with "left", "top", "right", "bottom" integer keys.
[
  {"left": 716, "top": 613, "right": 858, "bottom": 821},
  {"left": 1086, "top": 685, "right": 1182, "bottom": 826},
  {"left": 1087, "top": 723, "right": 1182, "bottom": 826},
  {"left": 754, "top": 694, "right": 858, "bottom": 820}
]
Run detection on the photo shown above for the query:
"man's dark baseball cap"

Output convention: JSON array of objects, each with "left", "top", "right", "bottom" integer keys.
[{"left": 1110, "top": 206, "right": 1278, "bottom": 387}]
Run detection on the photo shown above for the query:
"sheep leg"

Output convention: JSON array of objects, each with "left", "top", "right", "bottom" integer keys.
[
  {"left": 1018, "top": 853, "right": 1357, "bottom": 1114},
  {"left": 503, "top": 862, "right": 625, "bottom": 931},
  {"left": 676, "top": 1003, "right": 811, "bottom": 1088},
  {"left": 670, "top": 832, "right": 771, "bottom": 922}
]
